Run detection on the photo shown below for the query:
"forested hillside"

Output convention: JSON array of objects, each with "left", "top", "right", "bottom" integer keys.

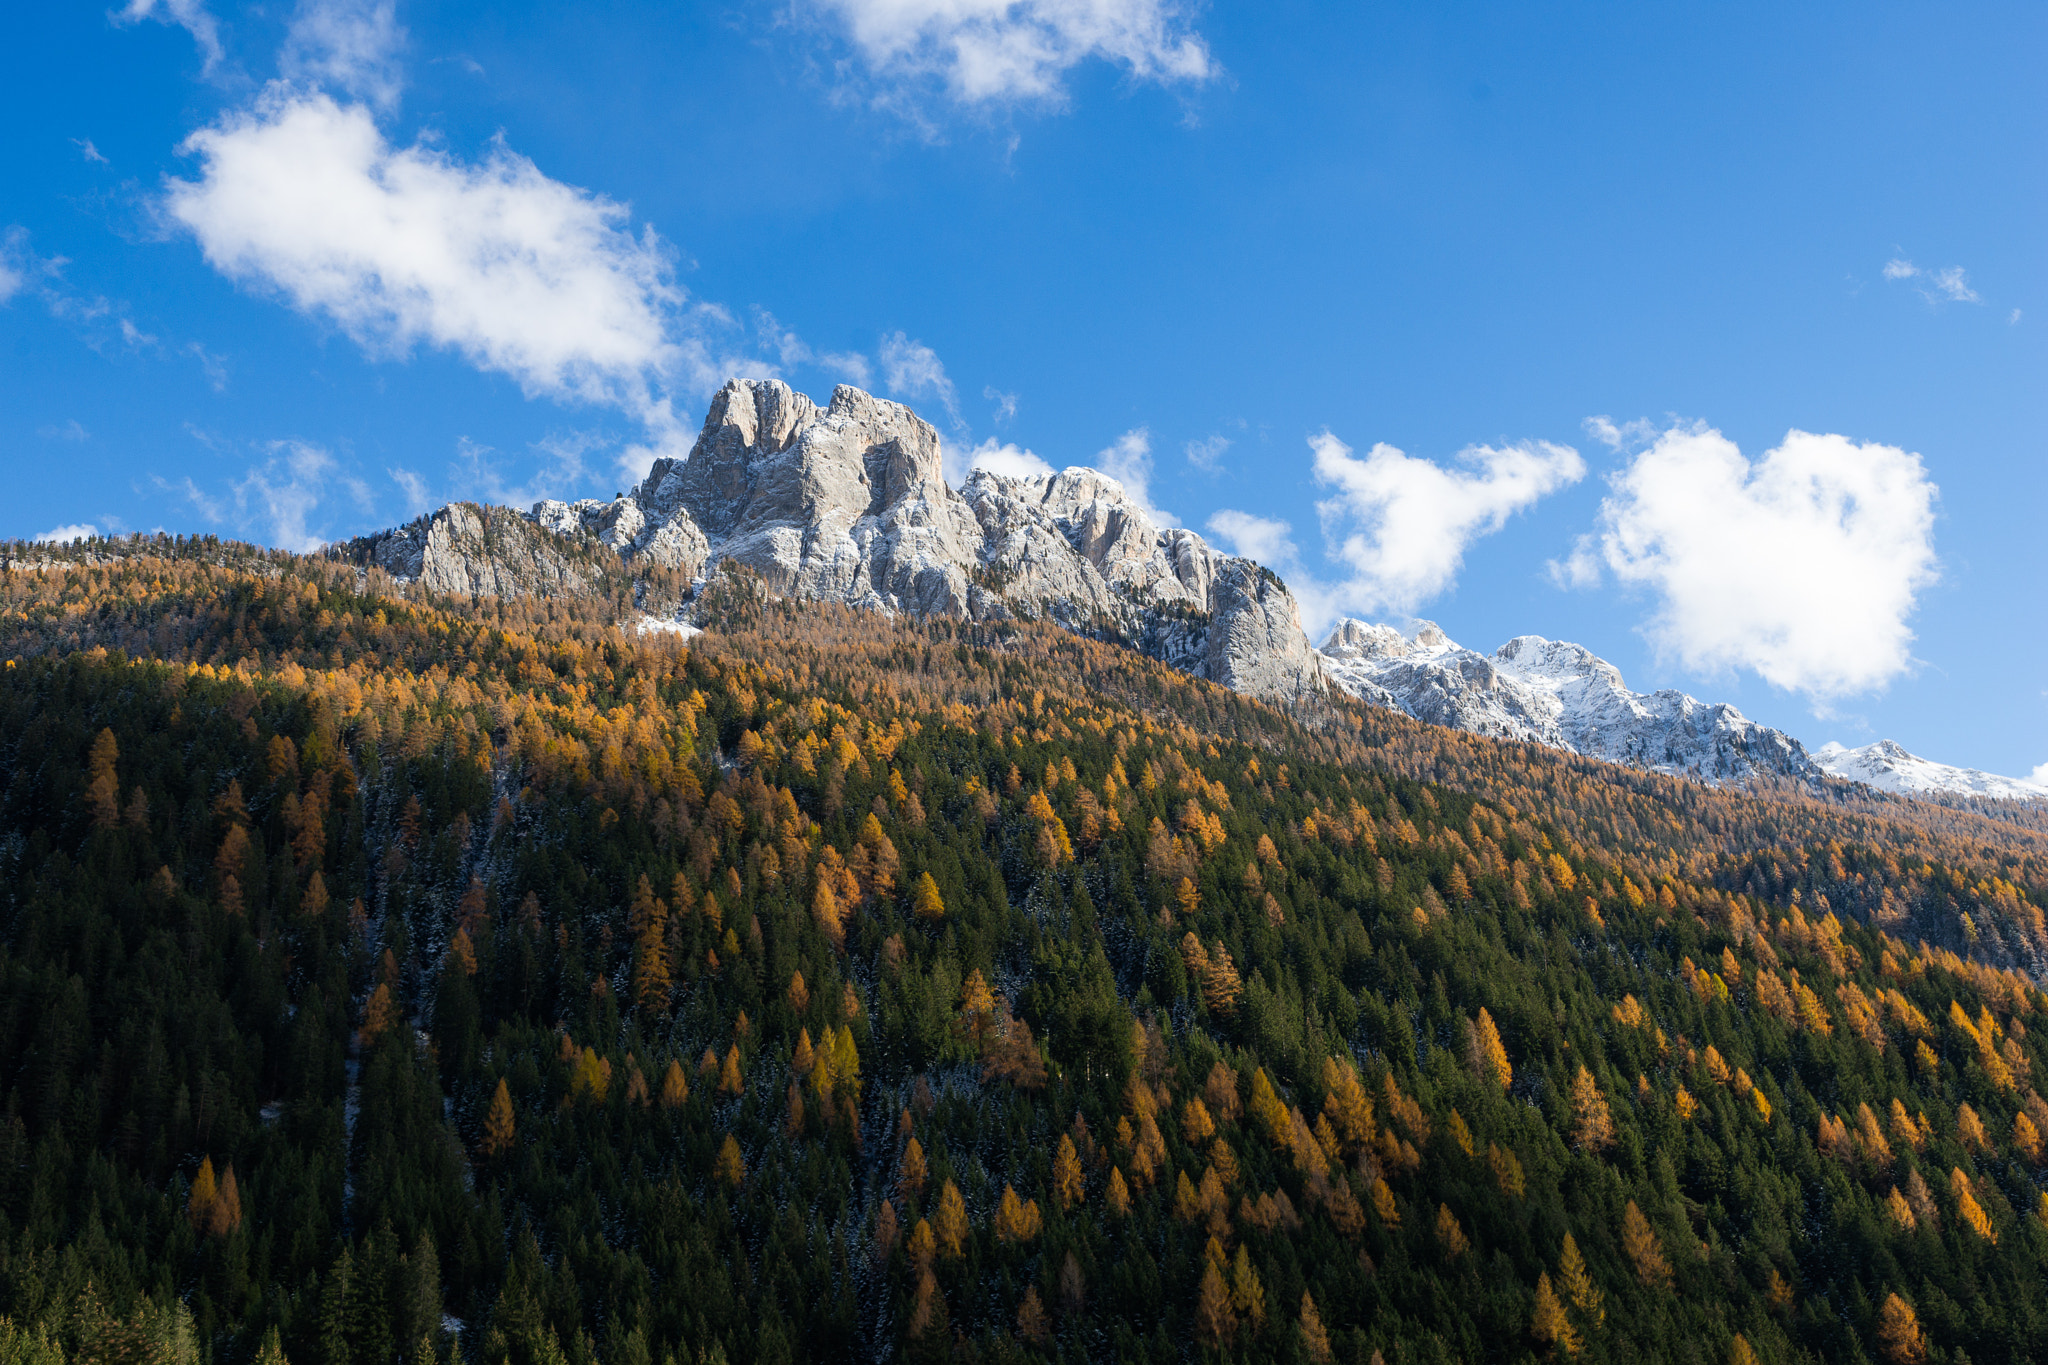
[{"left": 0, "top": 537, "right": 2045, "bottom": 1365}]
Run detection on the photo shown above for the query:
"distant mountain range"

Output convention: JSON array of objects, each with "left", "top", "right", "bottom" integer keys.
[
  {"left": 1315, "top": 619, "right": 2044, "bottom": 802},
  {"left": 1813, "top": 739, "right": 2048, "bottom": 802},
  {"left": 1315, "top": 618, "right": 1810, "bottom": 782},
  {"left": 334, "top": 377, "right": 2040, "bottom": 804}
]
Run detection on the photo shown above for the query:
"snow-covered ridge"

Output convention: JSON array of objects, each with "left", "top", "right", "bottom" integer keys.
[
  {"left": 1318, "top": 618, "right": 2046, "bottom": 800},
  {"left": 1317, "top": 618, "right": 1811, "bottom": 782},
  {"left": 1813, "top": 740, "right": 2048, "bottom": 803}
]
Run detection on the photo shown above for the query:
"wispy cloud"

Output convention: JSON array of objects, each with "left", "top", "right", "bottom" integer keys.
[
  {"left": 984, "top": 386, "right": 1018, "bottom": 424},
  {"left": 231, "top": 439, "right": 371, "bottom": 551},
  {"left": 112, "top": 0, "right": 224, "bottom": 74},
  {"left": 280, "top": 0, "right": 407, "bottom": 112},
  {"left": 35, "top": 523, "right": 102, "bottom": 545},
  {"left": 387, "top": 465, "right": 432, "bottom": 516},
  {"left": 1555, "top": 420, "right": 1938, "bottom": 704},
  {"left": 37, "top": 420, "right": 90, "bottom": 442},
  {"left": 805, "top": 0, "right": 1216, "bottom": 111},
  {"left": 1184, "top": 433, "right": 1229, "bottom": 473},
  {"left": 878, "top": 330, "right": 960, "bottom": 425},
  {"left": 185, "top": 340, "right": 230, "bottom": 389},
  {"left": 74, "top": 139, "right": 109, "bottom": 164},
  {"left": 1091, "top": 427, "right": 1177, "bottom": 525},
  {"left": 448, "top": 430, "right": 613, "bottom": 508},
  {"left": 754, "top": 308, "right": 873, "bottom": 388},
  {"left": 1883, "top": 256, "right": 1982, "bottom": 304}
]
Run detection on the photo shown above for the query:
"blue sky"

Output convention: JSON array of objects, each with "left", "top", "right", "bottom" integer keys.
[{"left": 3, "top": 0, "right": 2043, "bottom": 778}]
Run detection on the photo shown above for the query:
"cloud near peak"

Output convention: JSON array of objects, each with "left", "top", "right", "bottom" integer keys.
[
  {"left": 1557, "top": 422, "right": 1938, "bottom": 701},
  {"left": 167, "top": 91, "right": 688, "bottom": 417}
]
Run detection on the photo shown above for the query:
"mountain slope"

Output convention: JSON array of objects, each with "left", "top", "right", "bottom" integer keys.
[{"left": 1, "top": 537, "right": 2047, "bottom": 1364}]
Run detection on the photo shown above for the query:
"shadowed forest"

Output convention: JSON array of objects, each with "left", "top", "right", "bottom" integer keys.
[{"left": 0, "top": 536, "right": 2044, "bottom": 1364}]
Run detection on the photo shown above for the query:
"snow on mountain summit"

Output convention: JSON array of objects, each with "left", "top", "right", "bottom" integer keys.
[
  {"left": 1812, "top": 740, "right": 2048, "bottom": 802},
  {"left": 1318, "top": 618, "right": 1811, "bottom": 782}
]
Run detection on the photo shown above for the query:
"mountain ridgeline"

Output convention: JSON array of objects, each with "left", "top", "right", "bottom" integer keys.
[
  {"left": 0, "top": 527, "right": 2046, "bottom": 1365},
  {"left": 330, "top": 378, "right": 2030, "bottom": 804}
]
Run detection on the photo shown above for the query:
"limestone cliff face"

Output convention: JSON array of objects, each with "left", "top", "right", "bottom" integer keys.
[
  {"left": 338, "top": 503, "right": 618, "bottom": 600},
  {"left": 960, "top": 466, "right": 1322, "bottom": 700},
  {"left": 354, "top": 377, "right": 1325, "bottom": 704}
]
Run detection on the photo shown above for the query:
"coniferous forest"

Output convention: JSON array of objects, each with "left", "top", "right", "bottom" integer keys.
[{"left": 1, "top": 535, "right": 2046, "bottom": 1365}]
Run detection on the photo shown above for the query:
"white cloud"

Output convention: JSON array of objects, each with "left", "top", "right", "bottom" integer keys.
[
  {"left": 37, "top": 421, "right": 90, "bottom": 442},
  {"left": 113, "top": 0, "right": 224, "bottom": 73},
  {"left": 388, "top": 465, "right": 432, "bottom": 515},
  {"left": 156, "top": 472, "right": 226, "bottom": 522},
  {"left": 943, "top": 437, "right": 1055, "bottom": 484},
  {"left": 166, "top": 89, "right": 696, "bottom": 425},
  {"left": 230, "top": 439, "right": 374, "bottom": 551},
  {"left": 75, "top": 139, "right": 109, "bottom": 164},
  {"left": 1205, "top": 509, "right": 1295, "bottom": 567},
  {"left": 452, "top": 429, "right": 612, "bottom": 507},
  {"left": 878, "top": 330, "right": 959, "bottom": 423},
  {"left": 281, "top": 0, "right": 407, "bottom": 111},
  {"left": 755, "top": 309, "right": 873, "bottom": 388},
  {"left": 185, "top": 340, "right": 231, "bottom": 389},
  {"left": 810, "top": 0, "right": 1215, "bottom": 106},
  {"left": 0, "top": 227, "right": 34, "bottom": 305},
  {"left": 2034, "top": 760, "right": 2048, "bottom": 785},
  {"left": 1184, "top": 433, "right": 1229, "bottom": 473},
  {"left": 36, "top": 523, "right": 101, "bottom": 545},
  {"left": 1883, "top": 257, "right": 1982, "bottom": 304},
  {"left": 1091, "top": 426, "right": 1177, "bottom": 525},
  {"left": 1565, "top": 422, "right": 1938, "bottom": 700},
  {"left": 1309, "top": 431, "right": 1585, "bottom": 615},
  {"left": 984, "top": 386, "right": 1018, "bottom": 423}
]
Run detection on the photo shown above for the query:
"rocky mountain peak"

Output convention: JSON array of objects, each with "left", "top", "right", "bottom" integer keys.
[{"left": 337, "top": 378, "right": 1327, "bottom": 703}]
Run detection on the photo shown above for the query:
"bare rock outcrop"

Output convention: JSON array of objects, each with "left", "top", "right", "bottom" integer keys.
[{"left": 337, "top": 502, "right": 619, "bottom": 600}]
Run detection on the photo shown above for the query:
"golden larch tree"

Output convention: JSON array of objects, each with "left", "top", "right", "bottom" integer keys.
[
  {"left": 481, "top": 1078, "right": 517, "bottom": 1156},
  {"left": 1299, "top": 1292, "right": 1333, "bottom": 1364},
  {"left": 1621, "top": 1201, "right": 1672, "bottom": 1288},
  {"left": 659, "top": 1060, "right": 688, "bottom": 1108},
  {"left": 1106, "top": 1167, "right": 1131, "bottom": 1217},
  {"left": 1875, "top": 1293, "right": 1925, "bottom": 1364},
  {"left": 1570, "top": 1066, "right": 1615, "bottom": 1152},
  {"left": 1559, "top": 1232, "right": 1603, "bottom": 1327},
  {"left": 933, "top": 1179, "right": 969, "bottom": 1259},
  {"left": 1470, "top": 1007, "right": 1512, "bottom": 1090},
  {"left": 714, "top": 1135, "right": 745, "bottom": 1187},
  {"left": 1531, "top": 1272, "right": 1580, "bottom": 1357},
  {"left": 87, "top": 728, "right": 121, "bottom": 830},
  {"left": 1195, "top": 1259, "right": 1237, "bottom": 1347},
  {"left": 1054, "top": 1134, "right": 1085, "bottom": 1209},
  {"left": 912, "top": 871, "right": 945, "bottom": 922}
]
